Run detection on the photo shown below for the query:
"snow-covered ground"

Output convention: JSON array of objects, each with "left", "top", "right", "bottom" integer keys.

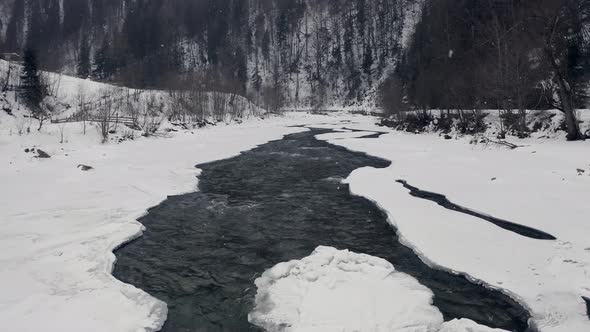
[
  {"left": 249, "top": 246, "right": 506, "bottom": 332},
  {"left": 2, "top": 101, "right": 589, "bottom": 332},
  {"left": 312, "top": 117, "right": 590, "bottom": 332},
  {"left": 1, "top": 59, "right": 264, "bottom": 127}
]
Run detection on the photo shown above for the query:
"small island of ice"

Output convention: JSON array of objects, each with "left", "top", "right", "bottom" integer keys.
[{"left": 249, "top": 246, "right": 506, "bottom": 332}]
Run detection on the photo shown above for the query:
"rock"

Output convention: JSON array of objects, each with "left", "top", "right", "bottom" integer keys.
[
  {"left": 491, "top": 177, "right": 497, "bottom": 181},
  {"left": 36, "top": 149, "right": 51, "bottom": 158},
  {"left": 444, "top": 134, "right": 452, "bottom": 140},
  {"left": 577, "top": 169, "right": 585, "bottom": 175},
  {"left": 24, "top": 148, "right": 30, "bottom": 153},
  {"left": 77, "top": 164, "right": 94, "bottom": 171}
]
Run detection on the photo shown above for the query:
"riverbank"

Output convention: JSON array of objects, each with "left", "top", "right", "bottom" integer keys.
[{"left": 314, "top": 118, "right": 590, "bottom": 332}]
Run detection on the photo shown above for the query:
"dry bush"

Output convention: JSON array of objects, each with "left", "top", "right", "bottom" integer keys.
[
  {"left": 227, "top": 93, "right": 244, "bottom": 119},
  {"left": 15, "top": 116, "right": 26, "bottom": 135},
  {"left": 190, "top": 89, "right": 207, "bottom": 121},
  {"left": 212, "top": 92, "right": 227, "bottom": 122},
  {"left": 140, "top": 94, "right": 164, "bottom": 136}
]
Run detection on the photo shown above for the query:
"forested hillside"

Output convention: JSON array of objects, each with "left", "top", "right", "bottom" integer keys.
[
  {"left": 383, "top": 0, "right": 590, "bottom": 140},
  {"left": 0, "top": 0, "right": 588, "bottom": 138},
  {"left": 0, "top": 0, "right": 421, "bottom": 109}
]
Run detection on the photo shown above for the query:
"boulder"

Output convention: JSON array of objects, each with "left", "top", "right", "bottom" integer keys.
[
  {"left": 77, "top": 164, "right": 94, "bottom": 171},
  {"left": 36, "top": 149, "right": 51, "bottom": 158}
]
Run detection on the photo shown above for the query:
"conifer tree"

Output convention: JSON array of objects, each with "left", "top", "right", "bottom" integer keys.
[
  {"left": 20, "top": 47, "right": 47, "bottom": 130},
  {"left": 78, "top": 31, "right": 91, "bottom": 78}
]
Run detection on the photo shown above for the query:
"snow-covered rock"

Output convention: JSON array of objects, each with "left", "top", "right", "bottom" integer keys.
[{"left": 440, "top": 319, "right": 508, "bottom": 332}]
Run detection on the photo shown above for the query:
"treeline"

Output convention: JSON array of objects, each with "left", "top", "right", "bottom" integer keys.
[
  {"left": 3, "top": 0, "right": 587, "bottom": 139},
  {"left": 380, "top": 0, "right": 590, "bottom": 140},
  {"left": 0, "top": 0, "right": 415, "bottom": 109}
]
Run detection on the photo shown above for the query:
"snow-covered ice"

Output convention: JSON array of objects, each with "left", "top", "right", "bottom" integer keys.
[{"left": 249, "top": 246, "right": 508, "bottom": 332}]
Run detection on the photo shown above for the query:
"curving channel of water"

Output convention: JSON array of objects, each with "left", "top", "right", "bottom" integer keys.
[
  {"left": 113, "top": 128, "right": 532, "bottom": 332},
  {"left": 395, "top": 180, "right": 556, "bottom": 240}
]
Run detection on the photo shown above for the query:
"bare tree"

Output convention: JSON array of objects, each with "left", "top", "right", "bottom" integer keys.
[
  {"left": 167, "top": 89, "right": 186, "bottom": 123},
  {"left": 191, "top": 89, "right": 208, "bottom": 122},
  {"left": 1, "top": 62, "right": 10, "bottom": 91},
  {"left": 531, "top": 0, "right": 590, "bottom": 140},
  {"left": 122, "top": 88, "right": 140, "bottom": 128},
  {"left": 58, "top": 123, "right": 67, "bottom": 143},
  {"left": 212, "top": 91, "right": 227, "bottom": 122},
  {"left": 76, "top": 86, "right": 89, "bottom": 134},
  {"left": 140, "top": 94, "right": 164, "bottom": 136},
  {"left": 32, "top": 95, "right": 52, "bottom": 132},
  {"left": 95, "top": 90, "right": 119, "bottom": 143},
  {"left": 43, "top": 72, "right": 62, "bottom": 97}
]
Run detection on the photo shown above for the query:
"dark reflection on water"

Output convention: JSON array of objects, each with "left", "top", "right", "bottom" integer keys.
[{"left": 113, "top": 129, "right": 531, "bottom": 332}]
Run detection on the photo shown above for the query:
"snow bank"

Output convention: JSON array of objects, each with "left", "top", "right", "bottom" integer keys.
[
  {"left": 380, "top": 109, "right": 590, "bottom": 140},
  {"left": 249, "top": 246, "right": 508, "bottom": 332},
  {"left": 439, "top": 319, "right": 508, "bottom": 332},
  {"left": 314, "top": 119, "right": 590, "bottom": 332}
]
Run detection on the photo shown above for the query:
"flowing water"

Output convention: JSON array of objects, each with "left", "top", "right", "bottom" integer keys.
[{"left": 113, "top": 128, "right": 532, "bottom": 332}]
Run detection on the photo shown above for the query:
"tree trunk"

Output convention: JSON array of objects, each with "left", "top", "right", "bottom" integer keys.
[
  {"left": 3, "top": 64, "right": 11, "bottom": 91},
  {"left": 556, "top": 77, "right": 582, "bottom": 141},
  {"left": 37, "top": 117, "right": 44, "bottom": 131},
  {"left": 546, "top": 42, "right": 583, "bottom": 141}
]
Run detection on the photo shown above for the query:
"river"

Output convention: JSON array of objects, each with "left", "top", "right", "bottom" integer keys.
[{"left": 113, "top": 128, "right": 531, "bottom": 332}]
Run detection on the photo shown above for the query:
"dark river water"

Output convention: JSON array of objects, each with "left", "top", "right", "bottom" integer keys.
[
  {"left": 113, "top": 128, "right": 531, "bottom": 332},
  {"left": 395, "top": 180, "right": 556, "bottom": 240}
]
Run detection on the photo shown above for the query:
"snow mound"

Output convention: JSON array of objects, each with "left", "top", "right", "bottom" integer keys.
[
  {"left": 249, "top": 246, "right": 506, "bottom": 332},
  {"left": 440, "top": 319, "right": 508, "bottom": 332}
]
